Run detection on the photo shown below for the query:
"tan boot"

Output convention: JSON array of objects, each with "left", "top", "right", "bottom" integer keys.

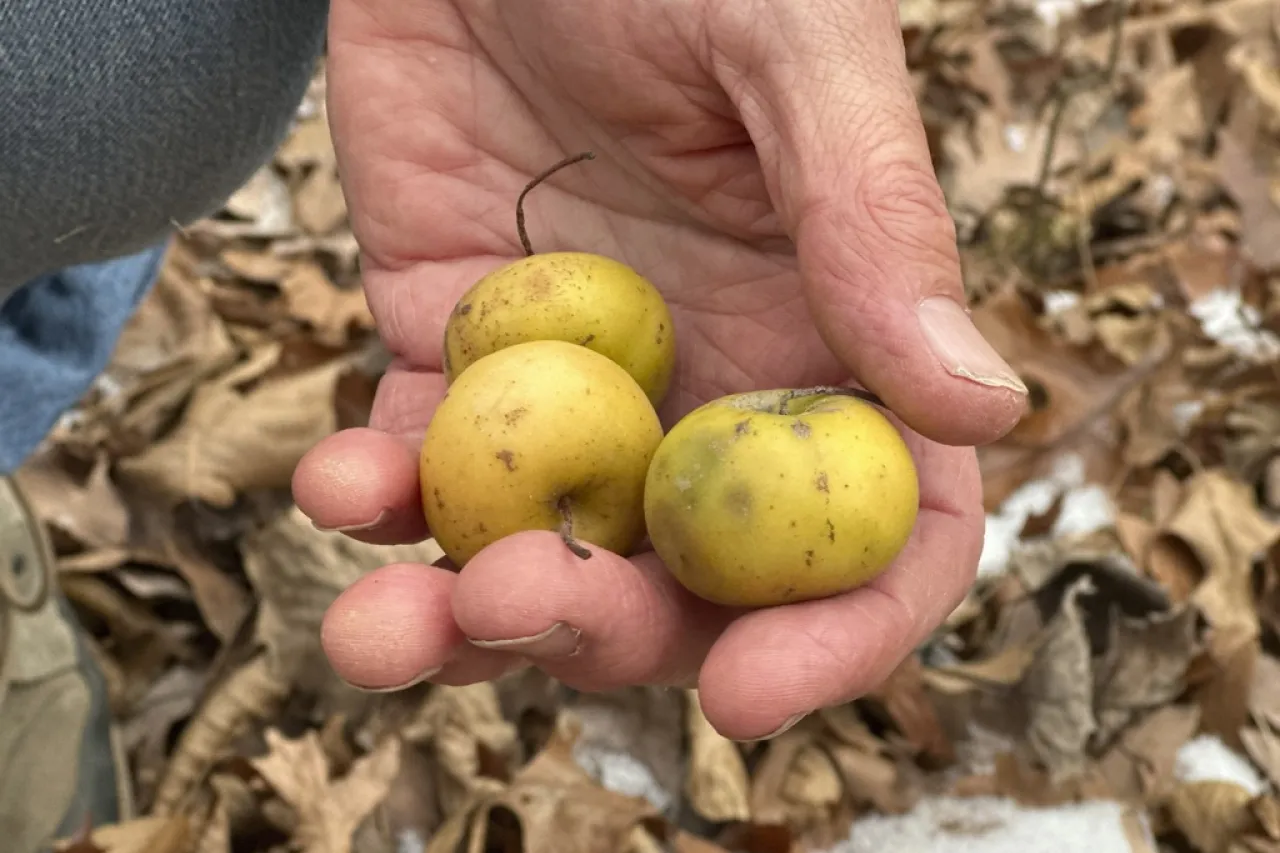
[{"left": 0, "top": 476, "right": 132, "bottom": 852}]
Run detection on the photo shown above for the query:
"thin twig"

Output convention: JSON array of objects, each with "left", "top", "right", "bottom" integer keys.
[{"left": 1034, "top": 0, "right": 1131, "bottom": 198}]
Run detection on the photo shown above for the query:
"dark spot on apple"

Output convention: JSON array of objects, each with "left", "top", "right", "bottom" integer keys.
[
  {"left": 792, "top": 421, "right": 811, "bottom": 438},
  {"left": 734, "top": 419, "right": 751, "bottom": 437},
  {"left": 432, "top": 487, "right": 445, "bottom": 510},
  {"left": 826, "top": 519, "right": 836, "bottom": 542},
  {"left": 804, "top": 549, "right": 815, "bottom": 567},
  {"left": 475, "top": 521, "right": 488, "bottom": 534},
  {"left": 816, "top": 472, "right": 829, "bottom": 492},
  {"left": 457, "top": 303, "right": 472, "bottom": 315},
  {"left": 724, "top": 484, "right": 753, "bottom": 518},
  {"left": 504, "top": 407, "right": 528, "bottom": 426},
  {"left": 578, "top": 333, "right": 596, "bottom": 345},
  {"left": 496, "top": 450, "right": 516, "bottom": 471}
]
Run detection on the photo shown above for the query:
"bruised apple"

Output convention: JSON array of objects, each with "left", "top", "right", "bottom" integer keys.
[
  {"left": 643, "top": 387, "right": 919, "bottom": 607},
  {"left": 421, "top": 339, "right": 664, "bottom": 566}
]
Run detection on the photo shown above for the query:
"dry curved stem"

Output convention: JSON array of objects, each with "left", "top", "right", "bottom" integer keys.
[
  {"left": 776, "top": 386, "right": 886, "bottom": 415},
  {"left": 516, "top": 151, "right": 596, "bottom": 256},
  {"left": 557, "top": 495, "right": 593, "bottom": 560}
]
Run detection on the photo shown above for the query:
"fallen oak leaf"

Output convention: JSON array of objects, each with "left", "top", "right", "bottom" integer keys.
[
  {"left": 115, "top": 354, "right": 351, "bottom": 508},
  {"left": 250, "top": 728, "right": 401, "bottom": 853}
]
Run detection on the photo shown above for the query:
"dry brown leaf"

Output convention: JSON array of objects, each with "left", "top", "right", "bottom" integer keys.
[
  {"left": 241, "top": 505, "right": 443, "bottom": 693},
  {"left": 1091, "top": 604, "right": 1203, "bottom": 747},
  {"left": 152, "top": 654, "right": 290, "bottom": 816},
  {"left": 275, "top": 115, "right": 337, "bottom": 173},
  {"left": 862, "top": 655, "right": 955, "bottom": 764},
  {"left": 59, "top": 573, "right": 191, "bottom": 711},
  {"left": 401, "top": 682, "right": 521, "bottom": 819},
  {"left": 119, "top": 665, "right": 207, "bottom": 803},
  {"left": 941, "top": 105, "right": 1091, "bottom": 216},
  {"left": 1166, "top": 780, "right": 1258, "bottom": 853},
  {"left": 426, "top": 712, "right": 663, "bottom": 853},
  {"left": 250, "top": 728, "right": 401, "bottom": 853},
  {"left": 1164, "top": 469, "right": 1280, "bottom": 636},
  {"left": 201, "top": 166, "right": 297, "bottom": 239},
  {"left": 277, "top": 261, "right": 373, "bottom": 348},
  {"left": 684, "top": 690, "right": 751, "bottom": 823},
  {"left": 1018, "top": 576, "right": 1097, "bottom": 781},
  {"left": 1241, "top": 726, "right": 1280, "bottom": 791},
  {"left": 14, "top": 451, "right": 129, "bottom": 555},
  {"left": 973, "top": 286, "right": 1158, "bottom": 508},
  {"left": 923, "top": 641, "right": 1038, "bottom": 695},
  {"left": 294, "top": 168, "right": 349, "bottom": 236},
  {"left": 116, "top": 355, "right": 350, "bottom": 507},
  {"left": 1154, "top": 469, "right": 1278, "bottom": 740},
  {"left": 1095, "top": 703, "right": 1201, "bottom": 804},
  {"left": 54, "top": 816, "right": 191, "bottom": 853}
]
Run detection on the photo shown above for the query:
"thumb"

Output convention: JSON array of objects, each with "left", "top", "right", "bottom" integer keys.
[{"left": 707, "top": 0, "right": 1028, "bottom": 446}]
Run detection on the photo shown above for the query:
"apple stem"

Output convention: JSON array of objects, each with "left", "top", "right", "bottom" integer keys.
[
  {"left": 777, "top": 386, "right": 886, "bottom": 415},
  {"left": 516, "top": 151, "right": 597, "bottom": 257},
  {"left": 557, "top": 496, "right": 593, "bottom": 560}
]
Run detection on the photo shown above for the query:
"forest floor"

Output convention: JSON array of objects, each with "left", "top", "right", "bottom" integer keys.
[{"left": 35, "top": 0, "right": 1280, "bottom": 851}]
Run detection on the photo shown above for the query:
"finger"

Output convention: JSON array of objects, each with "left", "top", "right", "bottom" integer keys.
[
  {"left": 695, "top": 429, "right": 984, "bottom": 741},
  {"left": 292, "top": 364, "right": 449, "bottom": 545},
  {"left": 321, "top": 562, "right": 519, "bottom": 690},
  {"left": 707, "top": 0, "right": 1027, "bottom": 447},
  {"left": 450, "top": 530, "right": 736, "bottom": 691},
  {"left": 292, "top": 426, "right": 429, "bottom": 545}
]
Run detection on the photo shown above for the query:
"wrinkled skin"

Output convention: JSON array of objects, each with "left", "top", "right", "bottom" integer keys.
[{"left": 292, "top": 0, "right": 1029, "bottom": 741}]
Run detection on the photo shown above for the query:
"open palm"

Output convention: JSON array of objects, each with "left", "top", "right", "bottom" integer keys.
[{"left": 293, "top": 0, "right": 1029, "bottom": 740}]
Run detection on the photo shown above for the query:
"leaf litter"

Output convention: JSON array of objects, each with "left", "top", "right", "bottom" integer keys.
[{"left": 24, "top": 3, "right": 1280, "bottom": 851}]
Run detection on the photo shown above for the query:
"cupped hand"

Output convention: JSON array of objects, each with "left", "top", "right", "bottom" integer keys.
[{"left": 292, "top": 0, "right": 1029, "bottom": 741}]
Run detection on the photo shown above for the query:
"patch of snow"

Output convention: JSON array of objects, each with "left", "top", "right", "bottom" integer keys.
[
  {"left": 1174, "top": 734, "right": 1269, "bottom": 795},
  {"left": 978, "top": 453, "right": 1115, "bottom": 578},
  {"left": 1031, "top": 0, "right": 1108, "bottom": 29},
  {"left": 1187, "top": 288, "right": 1280, "bottom": 362},
  {"left": 1042, "top": 290, "right": 1081, "bottom": 315},
  {"left": 826, "top": 795, "right": 1147, "bottom": 853},
  {"left": 396, "top": 829, "right": 426, "bottom": 853},
  {"left": 1004, "top": 124, "right": 1030, "bottom": 153},
  {"left": 1054, "top": 483, "right": 1114, "bottom": 539},
  {"left": 571, "top": 744, "right": 674, "bottom": 812},
  {"left": 1171, "top": 400, "right": 1204, "bottom": 434}
]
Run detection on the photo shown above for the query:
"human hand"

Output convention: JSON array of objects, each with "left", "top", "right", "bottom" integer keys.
[{"left": 292, "top": 0, "right": 1029, "bottom": 741}]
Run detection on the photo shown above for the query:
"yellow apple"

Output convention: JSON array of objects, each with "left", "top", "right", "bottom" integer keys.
[
  {"left": 421, "top": 338, "right": 664, "bottom": 566},
  {"left": 643, "top": 387, "right": 919, "bottom": 607},
  {"left": 442, "top": 251, "right": 677, "bottom": 407}
]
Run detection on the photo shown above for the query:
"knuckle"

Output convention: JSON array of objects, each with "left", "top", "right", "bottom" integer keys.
[{"left": 848, "top": 153, "right": 959, "bottom": 266}]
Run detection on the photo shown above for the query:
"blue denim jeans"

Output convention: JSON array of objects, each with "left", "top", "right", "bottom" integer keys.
[{"left": 0, "top": 0, "right": 330, "bottom": 474}]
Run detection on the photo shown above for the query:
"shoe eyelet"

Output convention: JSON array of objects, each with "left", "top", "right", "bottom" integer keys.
[{"left": 1, "top": 548, "right": 48, "bottom": 612}]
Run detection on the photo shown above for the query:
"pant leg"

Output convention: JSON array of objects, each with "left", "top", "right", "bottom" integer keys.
[{"left": 0, "top": 0, "right": 330, "bottom": 473}]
